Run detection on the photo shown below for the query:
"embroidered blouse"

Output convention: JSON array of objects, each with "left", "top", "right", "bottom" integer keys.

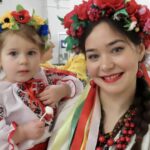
[{"left": 0, "top": 67, "right": 83, "bottom": 150}]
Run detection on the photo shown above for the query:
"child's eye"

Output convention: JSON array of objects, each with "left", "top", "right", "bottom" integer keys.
[
  {"left": 28, "top": 51, "right": 37, "bottom": 56},
  {"left": 9, "top": 51, "right": 18, "bottom": 56},
  {"left": 111, "top": 47, "right": 124, "bottom": 53}
]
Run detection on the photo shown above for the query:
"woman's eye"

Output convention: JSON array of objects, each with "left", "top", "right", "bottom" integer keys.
[
  {"left": 112, "top": 47, "right": 124, "bottom": 53},
  {"left": 87, "top": 54, "right": 99, "bottom": 61}
]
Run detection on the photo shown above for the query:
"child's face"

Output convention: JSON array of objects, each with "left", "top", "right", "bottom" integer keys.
[{"left": 0, "top": 34, "right": 41, "bottom": 83}]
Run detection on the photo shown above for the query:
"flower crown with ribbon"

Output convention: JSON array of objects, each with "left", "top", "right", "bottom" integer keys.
[
  {"left": 59, "top": 0, "right": 150, "bottom": 51},
  {"left": 0, "top": 4, "right": 49, "bottom": 50}
]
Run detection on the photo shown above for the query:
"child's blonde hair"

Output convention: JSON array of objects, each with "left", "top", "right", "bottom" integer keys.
[
  {"left": 0, "top": 24, "right": 45, "bottom": 53},
  {"left": 0, "top": 4, "right": 50, "bottom": 52}
]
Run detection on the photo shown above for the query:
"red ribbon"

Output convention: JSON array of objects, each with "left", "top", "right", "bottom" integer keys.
[
  {"left": 18, "top": 79, "right": 48, "bottom": 119},
  {"left": 70, "top": 80, "right": 97, "bottom": 149}
]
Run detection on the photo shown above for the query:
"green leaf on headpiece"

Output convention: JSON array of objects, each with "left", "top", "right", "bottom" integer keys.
[
  {"left": 11, "top": 23, "right": 19, "bottom": 30},
  {"left": 122, "top": 17, "right": 131, "bottom": 29},
  {"left": 73, "top": 23, "right": 80, "bottom": 30},
  {"left": 58, "top": 16, "right": 64, "bottom": 23},
  {"left": 32, "top": 9, "right": 35, "bottom": 17},
  {"left": 28, "top": 18, "right": 37, "bottom": 27},
  {"left": 65, "top": 36, "right": 79, "bottom": 51},
  {"left": 80, "top": 21, "right": 86, "bottom": 27},
  {"left": 113, "top": 9, "right": 128, "bottom": 20},
  {"left": 72, "top": 15, "right": 85, "bottom": 30},
  {"left": 45, "top": 19, "right": 48, "bottom": 24},
  {"left": 124, "top": 21, "right": 132, "bottom": 29},
  {"left": 16, "top": 4, "right": 24, "bottom": 11},
  {"left": 102, "top": 10, "right": 105, "bottom": 16},
  {"left": 72, "top": 15, "right": 79, "bottom": 23}
]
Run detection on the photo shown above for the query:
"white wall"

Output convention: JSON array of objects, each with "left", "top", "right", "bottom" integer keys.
[{"left": 137, "top": 0, "right": 150, "bottom": 8}]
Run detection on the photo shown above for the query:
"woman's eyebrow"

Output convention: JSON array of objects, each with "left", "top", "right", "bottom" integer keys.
[
  {"left": 85, "top": 48, "right": 96, "bottom": 53},
  {"left": 106, "top": 39, "right": 126, "bottom": 47}
]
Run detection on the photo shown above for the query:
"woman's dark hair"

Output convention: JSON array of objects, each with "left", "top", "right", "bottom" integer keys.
[
  {"left": 131, "top": 77, "right": 150, "bottom": 150},
  {"left": 78, "top": 18, "right": 150, "bottom": 149},
  {"left": 79, "top": 18, "right": 142, "bottom": 53}
]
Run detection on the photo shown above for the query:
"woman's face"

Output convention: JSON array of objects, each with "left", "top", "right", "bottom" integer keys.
[{"left": 85, "top": 22, "right": 145, "bottom": 95}]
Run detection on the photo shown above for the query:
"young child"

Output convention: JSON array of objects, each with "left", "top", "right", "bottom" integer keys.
[{"left": 0, "top": 5, "right": 83, "bottom": 150}]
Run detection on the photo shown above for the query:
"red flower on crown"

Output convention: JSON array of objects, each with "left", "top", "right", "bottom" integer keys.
[
  {"left": 60, "top": 0, "right": 150, "bottom": 50},
  {"left": 11, "top": 10, "right": 31, "bottom": 24},
  {"left": 138, "top": 6, "right": 150, "bottom": 27},
  {"left": 74, "top": 1, "right": 89, "bottom": 20},
  {"left": 125, "top": 0, "right": 139, "bottom": 18},
  {"left": 93, "top": 0, "right": 124, "bottom": 10},
  {"left": 144, "top": 18, "right": 150, "bottom": 33},
  {"left": 63, "top": 10, "right": 76, "bottom": 28}
]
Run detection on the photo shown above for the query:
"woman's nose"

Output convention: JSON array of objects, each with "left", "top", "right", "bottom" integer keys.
[{"left": 100, "top": 56, "right": 114, "bottom": 71}]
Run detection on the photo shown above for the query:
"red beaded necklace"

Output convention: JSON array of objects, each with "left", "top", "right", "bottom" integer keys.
[{"left": 96, "top": 106, "right": 137, "bottom": 150}]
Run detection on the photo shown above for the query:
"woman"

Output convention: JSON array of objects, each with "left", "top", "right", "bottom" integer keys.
[{"left": 48, "top": 0, "right": 150, "bottom": 149}]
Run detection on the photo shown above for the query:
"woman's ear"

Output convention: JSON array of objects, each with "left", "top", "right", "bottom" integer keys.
[{"left": 137, "top": 43, "right": 145, "bottom": 61}]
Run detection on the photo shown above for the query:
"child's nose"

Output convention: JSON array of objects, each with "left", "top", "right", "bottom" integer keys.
[{"left": 19, "top": 55, "right": 28, "bottom": 65}]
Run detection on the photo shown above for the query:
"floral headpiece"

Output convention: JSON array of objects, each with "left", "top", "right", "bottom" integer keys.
[
  {"left": 0, "top": 4, "right": 49, "bottom": 50},
  {"left": 59, "top": 0, "right": 150, "bottom": 51}
]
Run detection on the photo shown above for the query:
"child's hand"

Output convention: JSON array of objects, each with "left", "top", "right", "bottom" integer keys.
[
  {"left": 12, "top": 120, "right": 45, "bottom": 144},
  {"left": 39, "top": 84, "right": 71, "bottom": 106},
  {"left": 22, "top": 120, "right": 45, "bottom": 140}
]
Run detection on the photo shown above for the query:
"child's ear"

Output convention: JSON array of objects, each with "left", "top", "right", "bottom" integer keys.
[{"left": 137, "top": 43, "right": 145, "bottom": 61}]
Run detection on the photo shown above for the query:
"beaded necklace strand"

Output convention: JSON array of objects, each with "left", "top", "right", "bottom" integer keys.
[{"left": 96, "top": 106, "right": 137, "bottom": 150}]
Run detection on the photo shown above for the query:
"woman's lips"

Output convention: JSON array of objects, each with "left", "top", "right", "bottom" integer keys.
[{"left": 101, "top": 73, "right": 123, "bottom": 83}]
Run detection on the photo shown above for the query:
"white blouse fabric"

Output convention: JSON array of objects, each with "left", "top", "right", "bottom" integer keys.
[{"left": 0, "top": 68, "right": 83, "bottom": 150}]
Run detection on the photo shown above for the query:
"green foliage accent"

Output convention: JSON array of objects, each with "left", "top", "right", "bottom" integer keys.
[
  {"left": 45, "top": 19, "right": 48, "bottom": 24},
  {"left": 58, "top": 16, "right": 64, "bottom": 23},
  {"left": 16, "top": 4, "right": 24, "bottom": 11},
  {"left": 72, "top": 15, "right": 78, "bottom": 22},
  {"left": 32, "top": 9, "right": 35, "bottom": 17},
  {"left": 114, "top": 8, "right": 128, "bottom": 18},
  {"left": 65, "top": 36, "right": 79, "bottom": 51},
  {"left": 11, "top": 23, "right": 19, "bottom": 30},
  {"left": 72, "top": 15, "right": 86, "bottom": 30}
]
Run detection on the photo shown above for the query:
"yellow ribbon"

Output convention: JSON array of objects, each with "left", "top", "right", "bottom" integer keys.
[{"left": 49, "top": 84, "right": 90, "bottom": 150}]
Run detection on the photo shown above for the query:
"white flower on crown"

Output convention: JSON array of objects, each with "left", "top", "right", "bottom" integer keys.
[{"left": 128, "top": 21, "right": 137, "bottom": 31}]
